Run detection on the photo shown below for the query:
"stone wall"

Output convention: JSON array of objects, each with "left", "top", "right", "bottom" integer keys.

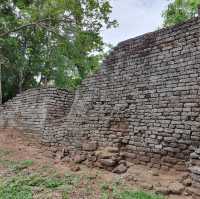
[
  {"left": 1, "top": 16, "right": 200, "bottom": 177},
  {"left": 41, "top": 17, "right": 200, "bottom": 172},
  {"left": 0, "top": 87, "right": 74, "bottom": 136}
]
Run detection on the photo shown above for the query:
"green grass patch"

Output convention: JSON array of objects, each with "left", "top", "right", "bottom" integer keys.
[
  {"left": 0, "top": 149, "right": 11, "bottom": 157},
  {"left": 100, "top": 182, "right": 164, "bottom": 199},
  {"left": 0, "top": 171, "right": 80, "bottom": 199},
  {"left": 119, "top": 191, "right": 164, "bottom": 199},
  {"left": 100, "top": 190, "right": 164, "bottom": 199},
  {"left": 0, "top": 179, "right": 32, "bottom": 199},
  {"left": 10, "top": 160, "right": 34, "bottom": 173},
  {"left": 0, "top": 159, "right": 34, "bottom": 173}
]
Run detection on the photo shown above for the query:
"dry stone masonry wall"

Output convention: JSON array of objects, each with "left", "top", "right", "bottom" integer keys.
[
  {"left": 1, "top": 16, "right": 200, "bottom": 198},
  {"left": 44, "top": 17, "right": 200, "bottom": 172},
  {"left": 0, "top": 87, "right": 74, "bottom": 136}
]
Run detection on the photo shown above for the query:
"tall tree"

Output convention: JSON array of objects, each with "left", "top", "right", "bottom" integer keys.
[
  {"left": 162, "top": 0, "right": 200, "bottom": 27},
  {"left": 0, "top": 0, "right": 117, "bottom": 102}
]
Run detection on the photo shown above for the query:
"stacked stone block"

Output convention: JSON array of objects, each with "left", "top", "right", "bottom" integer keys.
[
  {"left": 0, "top": 87, "right": 74, "bottom": 137},
  {"left": 1, "top": 17, "right": 200, "bottom": 178},
  {"left": 43, "top": 17, "right": 200, "bottom": 171}
]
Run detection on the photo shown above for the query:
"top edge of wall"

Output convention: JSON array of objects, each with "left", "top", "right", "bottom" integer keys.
[{"left": 116, "top": 16, "right": 199, "bottom": 48}]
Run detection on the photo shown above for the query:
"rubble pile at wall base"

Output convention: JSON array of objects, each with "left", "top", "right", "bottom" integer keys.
[{"left": 189, "top": 148, "right": 200, "bottom": 198}]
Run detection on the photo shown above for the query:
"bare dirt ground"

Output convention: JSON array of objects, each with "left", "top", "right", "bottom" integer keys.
[{"left": 0, "top": 128, "right": 193, "bottom": 199}]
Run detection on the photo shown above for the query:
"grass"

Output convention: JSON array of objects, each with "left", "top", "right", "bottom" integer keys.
[
  {"left": 0, "top": 170, "right": 80, "bottom": 199},
  {"left": 0, "top": 148, "right": 164, "bottom": 199},
  {"left": 0, "top": 172, "right": 164, "bottom": 199},
  {"left": 0, "top": 159, "right": 34, "bottom": 173},
  {"left": 0, "top": 149, "right": 11, "bottom": 157},
  {"left": 100, "top": 182, "right": 164, "bottom": 199},
  {"left": 118, "top": 191, "right": 164, "bottom": 199}
]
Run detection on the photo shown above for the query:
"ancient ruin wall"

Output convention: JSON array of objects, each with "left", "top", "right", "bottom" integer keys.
[
  {"left": 1, "top": 17, "right": 200, "bottom": 174},
  {"left": 43, "top": 17, "right": 200, "bottom": 171},
  {"left": 0, "top": 87, "right": 74, "bottom": 136}
]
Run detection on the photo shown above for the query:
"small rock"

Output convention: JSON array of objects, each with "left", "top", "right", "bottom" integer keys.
[
  {"left": 124, "top": 175, "right": 138, "bottom": 183},
  {"left": 119, "top": 160, "right": 127, "bottom": 166},
  {"left": 106, "top": 147, "right": 119, "bottom": 153},
  {"left": 74, "top": 154, "right": 86, "bottom": 164},
  {"left": 169, "top": 182, "right": 184, "bottom": 194},
  {"left": 196, "top": 148, "right": 200, "bottom": 155},
  {"left": 71, "top": 165, "right": 80, "bottom": 172},
  {"left": 151, "top": 170, "right": 159, "bottom": 176},
  {"left": 140, "top": 182, "right": 153, "bottom": 190},
  {"left": 155, "top": 186, "right": 170, "bottom": 195},
  {"left": 182, "top": 178, "right": 192, "bottom": 187},
  {"left": 100, "top": 159, "right": 117, "bottom": 167},
  {"left": 82, "top": 142, "right": 97, "bottom": 151},
  {"left": 50, "top": 147, "right": 58, "bottom": 153},
  {"left": 113, "top": 164, "right": 128, "bottom": 174},
  {"left": 190, "top": 152, "right": 199, "bottom": 159}
]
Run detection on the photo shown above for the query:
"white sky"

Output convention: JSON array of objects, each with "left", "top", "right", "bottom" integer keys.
[{"left": 101, "top": 0, "right": 170, "bottom": 45}]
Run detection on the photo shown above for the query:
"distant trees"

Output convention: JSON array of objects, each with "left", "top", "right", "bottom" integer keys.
[
  {"left": 0, "top": 0, "right": 117, "bottom": 102},
  {"left": 162, "top": 0, "right": 200, "bottom": 27}
]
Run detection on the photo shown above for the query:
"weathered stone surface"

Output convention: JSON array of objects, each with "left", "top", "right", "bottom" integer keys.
[
  {"left": 1, "top": 14, "right": 200, "bottom": 197},
  {"left": 99, "top": 159, "right": 117, "bottom": 167},
  {"left": 112, "top": 164, "right": 128, "bottom": 174},
  {"left": 168, "top": 182, "right": 185, "bottom": 195},
  {"left": 74, "top": 154, "right": 86, "bottom": 164},
  {"left": 82, "top": 142, "right": 97, "bottom": 151},
  {"left": 155, "top": 186, "right": 170, "bottom": 195}
]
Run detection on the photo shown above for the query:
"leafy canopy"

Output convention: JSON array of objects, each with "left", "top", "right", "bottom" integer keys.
[
  {"left": 0, "top": 0, "right": 117, "bottom": 102},
  {"left": 162, "top": 0, "right": 200, "bottom": 27}
]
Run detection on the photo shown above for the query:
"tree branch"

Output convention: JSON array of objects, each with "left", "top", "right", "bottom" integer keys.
[{"left": 0, "top": 17, "right": 73, "bottom": 37}]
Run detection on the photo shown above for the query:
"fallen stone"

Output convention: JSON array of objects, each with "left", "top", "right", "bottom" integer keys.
[
  {"left": 140, "top": 182, "right": 153, "bottom": 190},
  {"left": 74, "top": 154, "right": 86, "bottom": 164},
  {"left": 155, "top": 186, "right": 170, "bottom": 195},
  {"left": 106, "top": 147, "right": 119, "bottom": 153},
  {"left": 190, "top": 152, "right": 199, "bottom": 159},
  {"left": 182, "top": 178, "right": 192, "bottom": 187},
  {"left": 151, "top": 170, "right": 159, "bottom": 176},
  {"left": 186, "top": 187, "right": 200, "bottom": 197},
  {"left": 119, "top": 160, "right": 127, "bottom": 166},
  {"left": 112, "top": 164, "right": 128, "bottom": 174},
  {"left": 190, "top": 166, "right": 200, "bottom": 175},
  {"left": 168, "top": 182, "right": 184, "bottom": 195},
  {"left": 99, "top": 159, "right": 117, "bottom": 167},
  {"left": 70, "top": 165, "right": 80, "bottom": 172}
]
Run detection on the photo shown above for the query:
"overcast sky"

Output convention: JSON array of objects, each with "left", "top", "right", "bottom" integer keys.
[{"left": 101, "top": 0, "right": 170, "bottom": 46}]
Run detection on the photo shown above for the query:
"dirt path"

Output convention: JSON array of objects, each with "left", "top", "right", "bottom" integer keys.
[{"left": 0, "top": 128, "right": 193, "bottom": 199}]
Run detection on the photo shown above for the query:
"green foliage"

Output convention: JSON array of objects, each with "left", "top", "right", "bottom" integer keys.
[
  {"left": 162, "top": 0, "right": 200, "bottom": 27},
  {"left": 119, "top": 191, "right": 164, "bottom": 199},
  {"left": 0, "top": 159, "right": 34, "bottom": 173},
  {"left": 100, "top": 181, "right": 164, "bottom": 199},
  {"left": 10, "top": 160, "right": 34, "bottom": 173},
  {"left": 0, "top": 149, "right": 11, "bottom": 157},
  {"left": 0, "top": 171, "right": 81, "bottom": 199},
  {"left": 0, "top": 0, "right": 117, "bottom": 102},
  {"left": 100, "top": 189, "right": 164, "bottom": 199}
]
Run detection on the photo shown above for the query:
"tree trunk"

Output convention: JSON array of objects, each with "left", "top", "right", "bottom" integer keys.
[{"left": 0, "top": 64, "right": 2, "bottom": 104}]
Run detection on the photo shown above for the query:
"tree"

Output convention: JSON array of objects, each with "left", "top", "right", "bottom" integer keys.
[
  {"left": 0, "top": 0, "right": 117, "bottom": 102},
  {"left": 162, "top": 0, "right": 200, "bottom": 27}
]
